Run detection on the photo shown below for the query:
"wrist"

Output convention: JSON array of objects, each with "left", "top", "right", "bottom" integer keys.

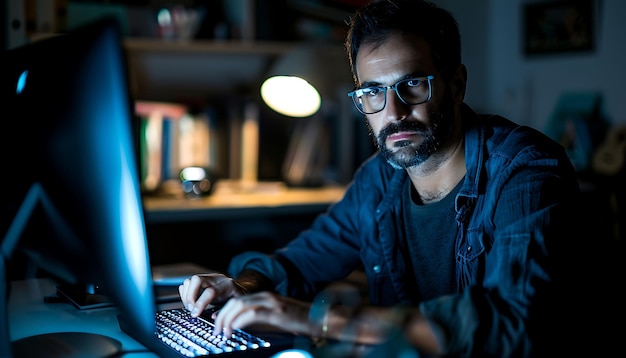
[
  {"left": 309, "top": 296, "right": 330, "bottom": 340},
  {"left": 233, "top": 269, "right": 273, "bottom": 294}
]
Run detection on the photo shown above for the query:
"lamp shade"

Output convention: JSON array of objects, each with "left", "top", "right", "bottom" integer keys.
[
  {"left": 260, "top": 42, "right": 355, "bottom": 187},
  {"left": 260, "top": 42, "right": 352, "bottom": 118}
]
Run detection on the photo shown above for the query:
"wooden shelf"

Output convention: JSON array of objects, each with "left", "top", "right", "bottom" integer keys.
[
  {"left": 143, "top": 180, "right": 346, "bottom": 223},
  {"left": 123, "top": 38, "right": 297, "bottom": 102},
  {"left": 124, "top": 38, "right": 296, "bottom": 55},
  {"left": 29, "top": 33, "right": 297, "bottom": 103}
]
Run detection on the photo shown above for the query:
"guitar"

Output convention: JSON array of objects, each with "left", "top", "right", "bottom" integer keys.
[{"left": 592, "top": 125, "right": 626, "bottom": 176}]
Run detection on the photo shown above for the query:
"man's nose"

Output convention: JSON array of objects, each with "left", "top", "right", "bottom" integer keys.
[{"left": 384, "top": 89, "right": 410, "bottom": 120}]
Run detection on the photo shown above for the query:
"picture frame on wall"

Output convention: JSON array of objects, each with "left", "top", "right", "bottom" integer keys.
[{"left": 523, "top": 0, "right": 595, "bottom": 56}]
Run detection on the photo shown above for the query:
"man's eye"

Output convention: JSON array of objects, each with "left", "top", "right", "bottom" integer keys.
[
  {"left": 406, "top": 79, "right": 423, "bottom": 87},
  {"left": 362, "top": 87, "right": 382, "bottom": 96}
]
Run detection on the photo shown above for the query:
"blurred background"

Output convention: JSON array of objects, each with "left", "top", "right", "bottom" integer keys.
[
  {"left": 3, "top": 0, "right": 625, "bottom": 265},
  {"left": 4, "top": 0, "right": 625, "bottom": 180}
]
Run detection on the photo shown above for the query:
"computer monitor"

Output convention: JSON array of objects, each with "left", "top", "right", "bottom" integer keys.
[{"left": 0, "top": 17, "right": 156, "bottom": 356}]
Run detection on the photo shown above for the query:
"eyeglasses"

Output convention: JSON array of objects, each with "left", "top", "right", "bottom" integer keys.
[{"left": 347, "top": 75, "right": 434, "bottom": 115}]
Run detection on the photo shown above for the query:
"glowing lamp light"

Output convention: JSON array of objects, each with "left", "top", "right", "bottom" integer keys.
[{"left": 260, "top": 76, "right": 321, "bottom": 117}]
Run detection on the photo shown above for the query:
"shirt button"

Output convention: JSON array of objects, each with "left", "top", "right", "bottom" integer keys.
[{"left": 373, "top": 265, "right": 382, "bottom": 273}]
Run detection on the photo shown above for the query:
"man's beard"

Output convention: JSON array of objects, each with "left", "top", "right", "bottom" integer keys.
[{"left": 368, "top": 93, "right": 456, "bottom": 170}]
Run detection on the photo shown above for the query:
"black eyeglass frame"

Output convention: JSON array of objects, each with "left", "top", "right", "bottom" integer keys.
[{"left": 347, "top": 75, "right": 435, "bottom": 115}]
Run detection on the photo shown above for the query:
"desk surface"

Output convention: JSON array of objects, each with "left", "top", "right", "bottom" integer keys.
[
  {"left": 143, "top": 181, "right": 346, "bottom": 223},
  {"left": 8, "top": 278, "right": 163, "bottom": 357},
  {"left": 7, "top": 278, "right": 313, "bottom": 357}
]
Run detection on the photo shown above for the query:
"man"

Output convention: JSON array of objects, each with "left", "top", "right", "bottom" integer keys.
[{"left": 180, "top": 0, "right": 596, "bottom": 356}]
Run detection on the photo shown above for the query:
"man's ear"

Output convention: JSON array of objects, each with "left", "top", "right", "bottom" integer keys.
[{"left": 451, "top": 64, "right": 467, "bottom": 104}]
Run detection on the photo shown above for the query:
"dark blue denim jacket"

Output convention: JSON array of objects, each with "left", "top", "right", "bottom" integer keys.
[{"left": 229, "top": 104, "right": 583, "bottom": 356}]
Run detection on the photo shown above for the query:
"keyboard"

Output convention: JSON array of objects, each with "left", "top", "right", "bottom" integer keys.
[{"left": 155, "top": 308, "right": 273, "bottom": 357}]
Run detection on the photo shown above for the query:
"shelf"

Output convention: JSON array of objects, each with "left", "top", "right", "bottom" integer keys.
[
  {"left": 124, "top": 38, "right": 297, "bottom": 103},
  {"left": 29, "top": 33, "right": 297, "bottom": 103},
  {"left": 124, "top": 38, "right": 296, "bottom": 55},
  {"left": 142, "top": 180, "right": 346, "bottom": 223}
]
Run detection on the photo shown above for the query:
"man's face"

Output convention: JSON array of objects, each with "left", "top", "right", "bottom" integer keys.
[{"left": 355, "top": 33, "right": 457, "bottom": 170}]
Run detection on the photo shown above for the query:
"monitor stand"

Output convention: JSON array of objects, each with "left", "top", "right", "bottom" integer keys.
[
  {"left": 55, "top": 284, "right": 116, "bottom": 310},
  {"left": 12, "top": 332, "right": 121, "bottom": 357}
]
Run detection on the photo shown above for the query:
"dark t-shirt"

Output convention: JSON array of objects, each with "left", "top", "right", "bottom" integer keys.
[{"left": 402, "top": 178, "right": 462, "bottom": 301}]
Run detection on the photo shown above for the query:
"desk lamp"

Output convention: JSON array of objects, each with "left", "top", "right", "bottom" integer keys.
[{"left": 260, "top": 42, "right": 354, "bottom": 186}]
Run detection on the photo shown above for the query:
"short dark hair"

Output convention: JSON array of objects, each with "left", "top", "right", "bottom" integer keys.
[{"left": 345, "top": 0, "right": 461, "bottom": 84}]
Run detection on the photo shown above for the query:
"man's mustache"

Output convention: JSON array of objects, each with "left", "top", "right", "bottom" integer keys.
[{"left": 379, "top": 121, "right": 429, "bottom": 139}]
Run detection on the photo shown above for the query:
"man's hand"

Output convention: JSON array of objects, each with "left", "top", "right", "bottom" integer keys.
[
  {"left": 212, "top": 291, "right": 313, "bottom": 338},
  {"left": 178, "top": 273, "right": 245, "bottom": 317}
]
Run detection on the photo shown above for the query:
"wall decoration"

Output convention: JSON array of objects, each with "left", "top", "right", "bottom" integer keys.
[{"left": 523, "top": 0, "right": 595, "bottom": 55}]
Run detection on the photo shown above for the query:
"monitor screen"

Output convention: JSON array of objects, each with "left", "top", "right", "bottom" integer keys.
[{"left": 0, "top": 17, "right": 156, "bottom": 355}]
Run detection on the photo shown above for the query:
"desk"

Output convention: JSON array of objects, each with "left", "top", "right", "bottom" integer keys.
[
  {"left": 143, "top": 183, "right": 346, "bottom": 270},
  {"left": 7, "top": 278, "right": 314, "bottom": 358},
  {"left": 7, "top": 278, "right": 164, "bottom": 357},
  {"left": 143, "top": 181, "right": 346, "bottom": 223}
]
